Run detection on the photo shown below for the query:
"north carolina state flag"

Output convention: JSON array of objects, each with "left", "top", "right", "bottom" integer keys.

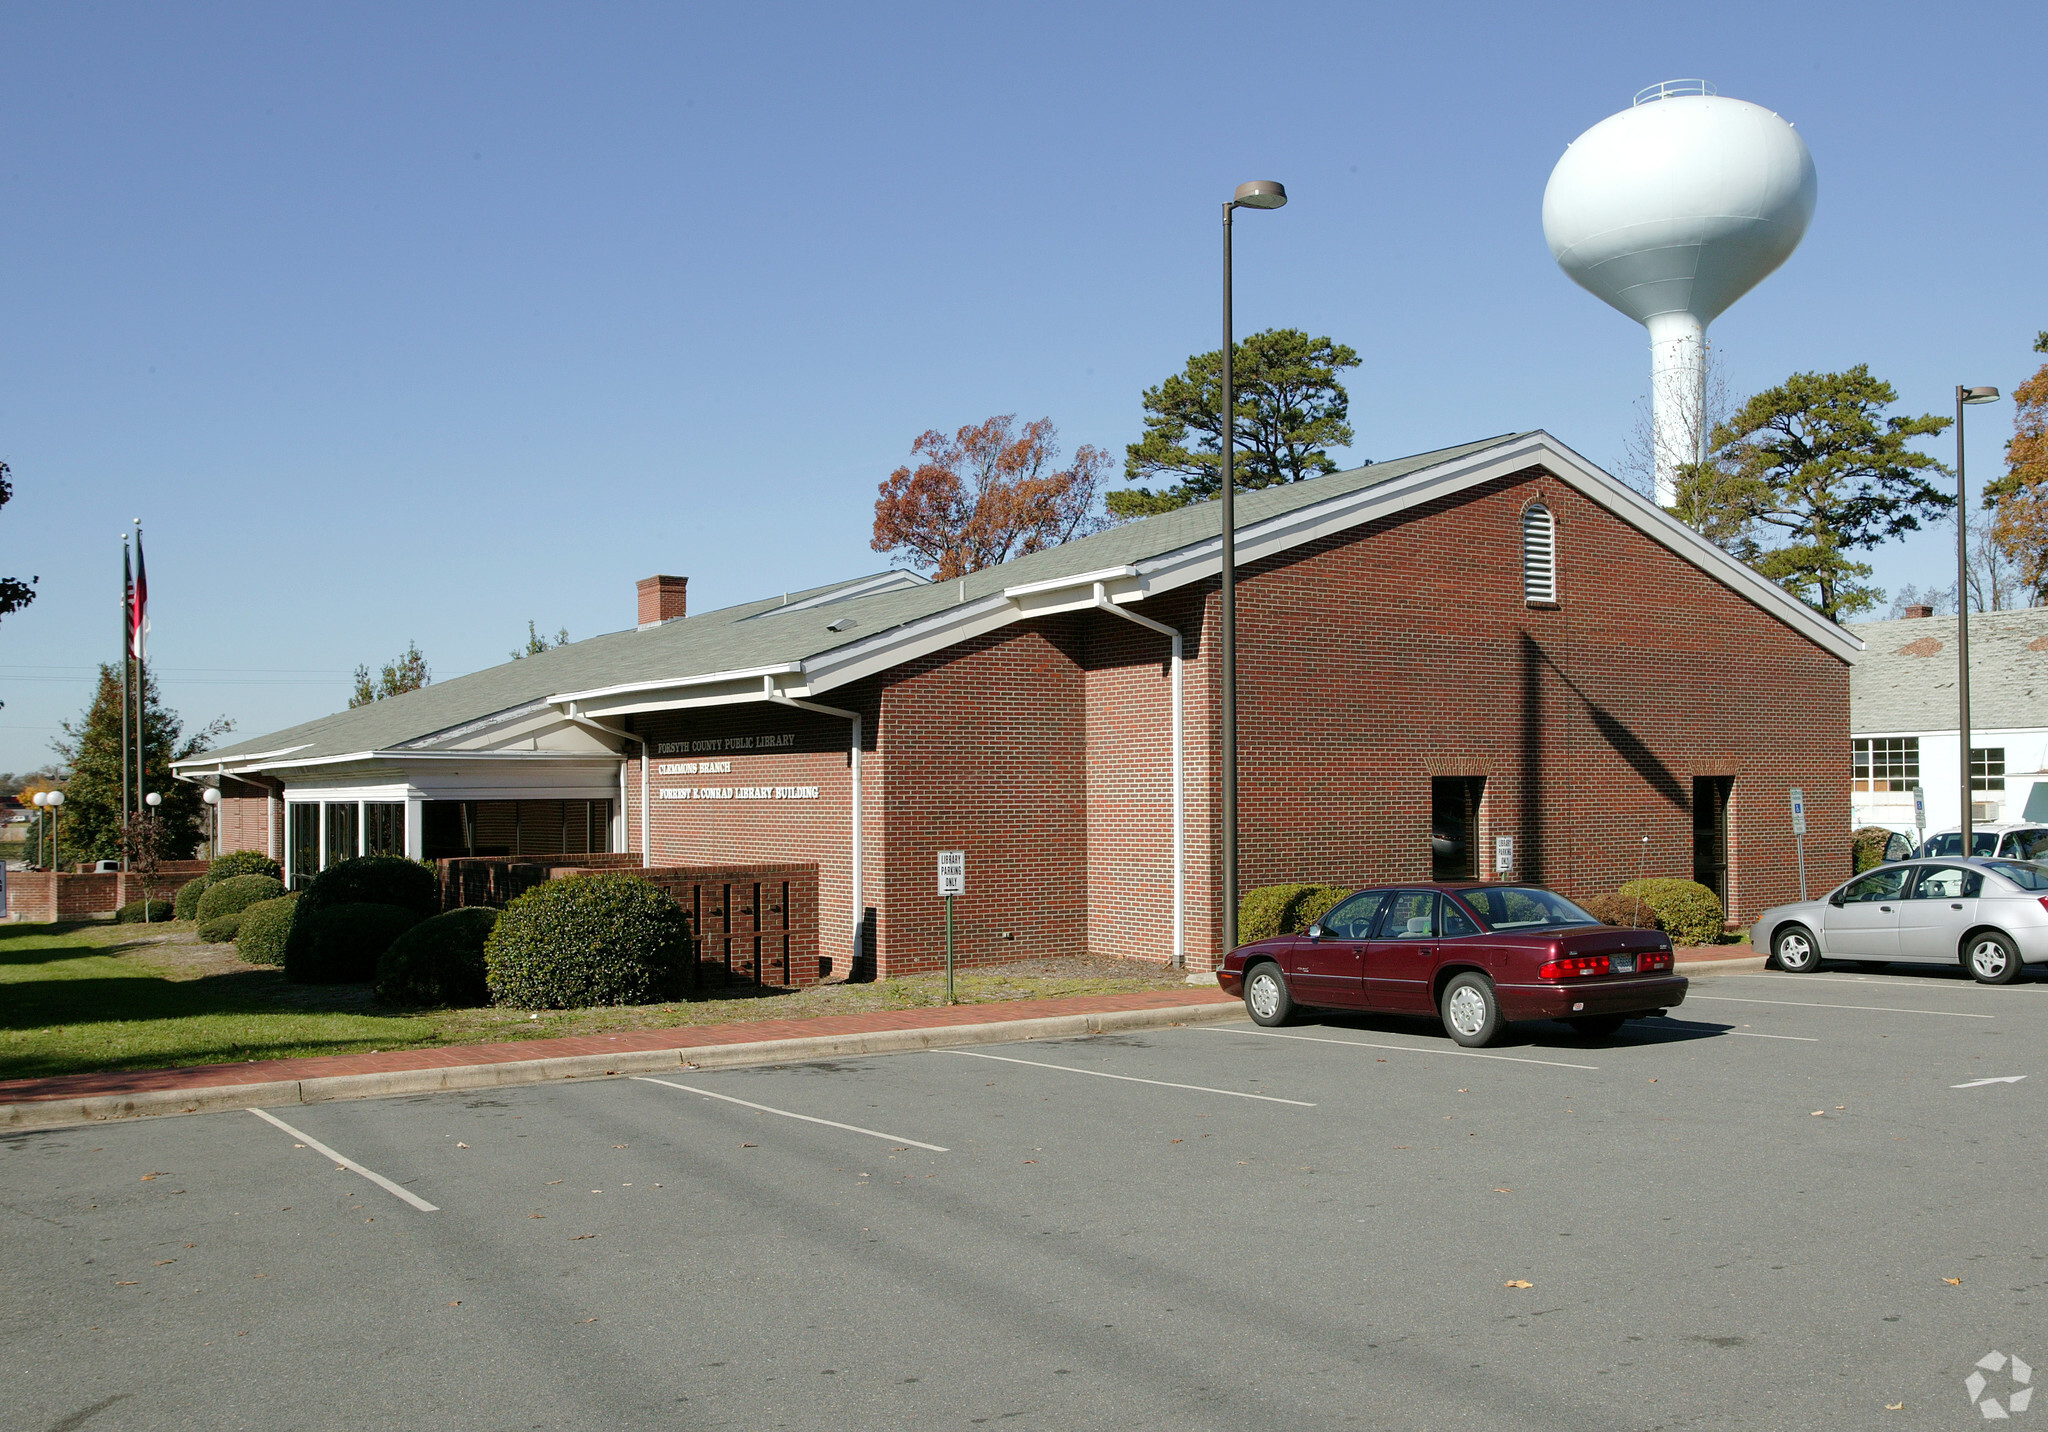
[{"left": 129, "top": 529, "right": 149, "bottom": 660}]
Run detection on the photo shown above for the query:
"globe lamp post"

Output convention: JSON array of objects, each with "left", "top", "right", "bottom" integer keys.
[
  {"left": 1220, "top": 178, "right": 1286, "bottom": 956},
  {"left": 45, "top": 790, "right": 64, "bottom": 872},
  {"left": 1955, "top": 385, "right": 2001, "bottom": 855},
  {"left": 202, "top": 787, "right": 221, "bottom": 860}
]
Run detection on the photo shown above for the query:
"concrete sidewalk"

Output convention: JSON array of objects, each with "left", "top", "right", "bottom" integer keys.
[{"left": 0, "top": 949, "right": 1763, "bottom": 1132}]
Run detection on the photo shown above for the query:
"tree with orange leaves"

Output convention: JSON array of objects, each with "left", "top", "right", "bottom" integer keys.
[
  {"left": 871, "top": 416, "right": 1109, "bottom": 579},
  {"left": 1985, "top": 332, "right": 2048, "bottom": 606}
]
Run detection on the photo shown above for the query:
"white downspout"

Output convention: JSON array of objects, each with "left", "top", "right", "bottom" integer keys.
[
  {"left": 1091, "top": 581, "right": 1185, "bottom": 969},
  {"left": 769, "top": 681, "right": 864, "bottom": 976},
  {"left": 564, "top": 708, "right": 650, "bottom": 868}
]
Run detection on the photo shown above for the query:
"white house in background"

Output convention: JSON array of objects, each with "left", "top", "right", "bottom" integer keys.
[{"left": 1846, "top": 607, "right": 2048, "bottom": 839}]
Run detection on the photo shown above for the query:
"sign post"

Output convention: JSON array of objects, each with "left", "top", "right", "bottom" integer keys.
[
  {"left": 936, "top": 851, "right": 965, "bottom": 1005},
  {"left": 1789, "top": 788, "right": 1808, "bottom": 902}
]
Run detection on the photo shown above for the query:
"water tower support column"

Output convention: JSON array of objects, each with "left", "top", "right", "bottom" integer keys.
[{"left": 1647, "top": 310, "right": 1706, "bottom": 507}]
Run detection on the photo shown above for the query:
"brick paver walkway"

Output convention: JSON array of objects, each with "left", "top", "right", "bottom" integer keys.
[{"left": 0, "top": 987, "right": 1239, "bottom": 1105}]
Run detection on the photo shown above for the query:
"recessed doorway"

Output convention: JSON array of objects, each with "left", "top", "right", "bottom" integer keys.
[
  {"left": 1693, "top": 776, "right": 1733, "bottom": 904},
  {"left": 1431, "top": 776, "right": 1486, "bottom": 881}
]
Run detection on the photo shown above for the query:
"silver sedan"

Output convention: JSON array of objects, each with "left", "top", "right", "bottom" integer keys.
[{"left": 1750, "top": 858, "right": 2048, "bottom": 985}]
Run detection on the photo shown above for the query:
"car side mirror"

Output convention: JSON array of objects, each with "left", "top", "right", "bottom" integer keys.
[
  {"left": 1306, "top": 924, "right": 1323, "bottom": 942},
  {"left": 1828, "top": 892, "right": 1846, "bottom": 908}
]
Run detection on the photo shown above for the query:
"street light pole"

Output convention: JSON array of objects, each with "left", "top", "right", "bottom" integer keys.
[
  {"left": 1955, "top": 384, "right": 2000, "bottom": 855},
  {"left": 1218, "top": 179, "right": 1286, "bottom": 956}
]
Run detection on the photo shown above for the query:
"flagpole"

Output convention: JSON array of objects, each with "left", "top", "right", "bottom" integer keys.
[
  {"left": 121, "top": 537, "right": 132, "bottom": 842},
  {"left": 133, "top": 520, "right": 146, "bottom": 819}
]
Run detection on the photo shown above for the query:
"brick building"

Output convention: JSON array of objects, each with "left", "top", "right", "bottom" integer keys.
[{"left": 173, "top": 432, "right": 1860, "bottom": 975}]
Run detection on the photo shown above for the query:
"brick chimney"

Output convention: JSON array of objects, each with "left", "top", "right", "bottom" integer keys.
[
  {"left": 637, "top": 575, "right": 688, "bottom": 627},
  {"left": 1904, "top": 604, "right": 1934, "bottom": 619}
]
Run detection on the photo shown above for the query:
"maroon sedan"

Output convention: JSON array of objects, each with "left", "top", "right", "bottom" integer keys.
[{"left": 1215, "top": 883, "right": 1687, "bottom": 1046}]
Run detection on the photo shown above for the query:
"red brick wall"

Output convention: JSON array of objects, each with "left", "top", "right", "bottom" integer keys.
[
  {"left": 870, "top": 623, "right": 1089, "bottom": 976},
  {"left": 1212, "top": 466, "right": 1849, "bottom": 957}
]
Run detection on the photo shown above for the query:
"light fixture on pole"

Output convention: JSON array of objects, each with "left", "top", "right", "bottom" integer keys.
[
  {"left": 31, "top": 791, "right": 47, "bottom": 867},
  {"left": 203, "top": 786, "right": 221, "bottom": 860},
  {"left": 1955, "top": 384, "right": 2000, "bottom": 856},
  {"left": 1219, "top": 178, "right": 1287, "bottom": 955},
  {"left": 45, "top": 790, "right": 64, "bottom": 872}
]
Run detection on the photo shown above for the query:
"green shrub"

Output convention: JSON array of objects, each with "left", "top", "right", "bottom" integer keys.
[
  {"left": 1615, "top": 878, "right": 1724, "bottom": 946},
  {"left": 196, "top": 873, "right": 286, "bottom": 924},
  {"left": 209, "top": 850, "right": 282, "bottom": 882},
  {"left": 376, "top": 907, "right": 500, "bottom": 1007},
  {"left": 284, "top": 902, "right": 426, "bottom": 984},
  {"left": 1237, "top": 883, "right": 1355, "bottom": 944},
  {"left": 1852, "top": 826, "right": 1897, "bottom": 874},
  {"left": 235, "top": 893, "right": 299, "bottom": 966},
  {"left": 198, "top": 912, "right": 244, "bottom": 943},
  {"left": 172, "top": 877, "right": 212, "bottom": 921},
  {"left": 1580, "top": 892, "right": 1663, "bottom": 930},
  {"left": 486, "top": 874, "right": 689, "bottom": 1008},
  {"left": 299, "top": 856, "right": 440, "bottom": 919},
  {"left": 115, "top": 897, "right": 175, "bottom": 923}
]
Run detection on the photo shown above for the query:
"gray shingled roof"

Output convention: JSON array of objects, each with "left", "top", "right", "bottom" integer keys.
[
  {"left": 181, "top": 434, "right": 1525, "bottom": 767},
  {"left": 1845, "top": 608, "right": 2048, "bottom": 733}
]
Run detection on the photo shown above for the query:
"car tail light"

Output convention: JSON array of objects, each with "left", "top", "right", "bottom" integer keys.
[
  {"left": 2040, "top": 897, "right": 2048, "bottom": 915},
  {"left": 1639, "top": 951, "right": 1673, "bottom": 973},
  {"left": 1539, "top": 954, "right": 1611, "bottom": 980}
]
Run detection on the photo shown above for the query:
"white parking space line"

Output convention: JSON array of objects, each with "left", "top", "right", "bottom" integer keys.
[
  {"left": 633, "top": 1077, "right": 950, "bottom": 1151},
  {"left": 1724, "top": 972, "right": 2048, "bottom": 994},
  {"left": 1953, "top": 1075, "right": 2028, "bottom": 1088},
  {"left": 1690, "top": 995, "right": 1994, "bottom": 1018},
  {"left": 1640, "top": 1019, "right": 1819, "bottom": 1042},
  {"left": 935, "top": 1049, "right": 1318, "bottom": 1105},
  {"left": 1199, "top": 1026, "right": 1599, "bottom": 1071},
  {"left": 246, "top": 1108, "right": 440, "bottom": 1212}
]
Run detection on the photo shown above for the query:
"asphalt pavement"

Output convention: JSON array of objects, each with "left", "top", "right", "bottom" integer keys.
[{"left": 8, "top": 964, "right": 2048, "bottom": 1431}]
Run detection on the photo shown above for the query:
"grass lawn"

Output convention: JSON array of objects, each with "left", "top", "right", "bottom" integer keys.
[{"left": 0, "top": 919, "right": 1194, "bottom": 1084}]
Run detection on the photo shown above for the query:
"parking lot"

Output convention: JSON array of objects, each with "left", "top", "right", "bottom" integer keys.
[{"left": 9, "top": 964, "right": 2048, "bottom": 1432}]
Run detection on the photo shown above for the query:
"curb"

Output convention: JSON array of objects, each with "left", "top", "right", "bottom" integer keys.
[
  {"left": 0, "top": 1000, "right": 1248, "bottom": 1133},
  {"left": 1675, "top": 954, "right": 1765, "bottom": 976}
]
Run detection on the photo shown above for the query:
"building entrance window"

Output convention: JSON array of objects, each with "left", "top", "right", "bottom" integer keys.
[
  {"left": 420, "top": 799, "right": 613, "bottom": 860},
  {"left": 364, "top": 802, "right": 405, "bottom": 857},
  {"left": 1693, "top": 776, "right": 1733, "bottom": 904},
  {"left": 325, "top": 802, "right": 358, "bottom": 868},
  {"left": 1431, "top": 776, "right": 1485, "bottom": 881},
  {"left": 288, "top": 804, "right": 319, "bottom": 890}
]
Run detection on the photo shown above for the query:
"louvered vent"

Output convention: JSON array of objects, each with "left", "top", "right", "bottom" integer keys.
[{"left": 1522, "top": 504, "right": 1557, "bottom": 603}]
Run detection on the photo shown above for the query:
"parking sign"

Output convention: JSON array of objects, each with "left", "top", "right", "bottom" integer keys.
[
  {"left": 937, "top": 850, "right": 965, "bottom": 897},
  {"left": 1789, "top": 787, "right": 1807, "bottom": 836}
]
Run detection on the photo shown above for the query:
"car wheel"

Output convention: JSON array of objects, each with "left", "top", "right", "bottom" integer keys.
[
  {"left": 1568, "top": 1014, "right": 1627, "bottom": 1037},
  {"left": 1243, "top": 961, "right": 1295, "bottom": 1026},
  {"left": 1440, "top": 972, "right": 1503, "bottom": 1048},
  {"left": 1964, "top": 932, "right": 2024, "bottom": 986},
  {"left": 1771, "top": 925, "right": 1821, "bottom": 974}
]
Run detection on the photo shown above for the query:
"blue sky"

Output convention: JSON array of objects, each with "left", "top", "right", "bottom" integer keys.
[{"left": 2, "top": 1, "right": 2042, "bottom": 772}]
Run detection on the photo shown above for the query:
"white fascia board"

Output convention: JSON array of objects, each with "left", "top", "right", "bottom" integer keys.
[
  {"left": 549, "top": 662, "right": 803, "bottom": 710},
  {"left": 170, "top": 744, "right": 312, "bottom": 773},
  {"left": 796, "top": 593, "right": 1025, "bottom": 694},
  {"left": 1001, "top": 566, "right": 1143, "bottom": 618}
]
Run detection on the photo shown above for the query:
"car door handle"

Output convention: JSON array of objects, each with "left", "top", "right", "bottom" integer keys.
[
  {"left": 1879, "top": 905, "right": 1892, "bottom": 912},
  {"left": 1952, "top": 903, "right": 1964, "bottom": 910}
]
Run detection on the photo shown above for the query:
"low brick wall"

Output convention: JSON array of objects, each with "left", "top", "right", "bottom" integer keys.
[
  {"left": 436, "top": 855, "right": 822, "bottom": 987},
  {"left": 5, "top": 860, "right": 239, "bottom": 922}
]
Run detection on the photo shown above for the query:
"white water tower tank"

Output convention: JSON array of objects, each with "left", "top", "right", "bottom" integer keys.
[{"left": 1543, "top": 81, "right": 1817, "bottom": 505}]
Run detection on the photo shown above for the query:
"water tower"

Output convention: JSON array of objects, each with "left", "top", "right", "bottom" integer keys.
[{"left": 1543, "top": 81, "right": 1817, "bottom": 505}]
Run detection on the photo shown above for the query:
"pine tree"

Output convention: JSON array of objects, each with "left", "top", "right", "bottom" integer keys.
[{"left": 52, "top": 665, "right": 229, "bottom": 863}]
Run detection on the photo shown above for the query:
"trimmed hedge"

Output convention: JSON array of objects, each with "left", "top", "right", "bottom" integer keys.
[
  {"left": 196, "top": 873, "right": 286, "bottom": 924},
  {"left": 1615, "top": 878, "right": 1724, "bottom": 946},
  {"left": 376, "top": 907, "right": 500, "bottom": 1007},
  {"left": 285, "top": 902, "right": 426, "bottom": 984},
  {"left": 209, "top": 850, "right": 282, "bottom": 882},
  {"left": 235, "top": 894, "right": 299, "bottom": 966},
  {"left": 1237, "top": 883, "right": 1354, "bottom": 945},
  {"left": 172, "top": 877, "right": 211, "bottom": 921},
  {"left": 115, "top": 897, "right": 175, "bottom": 923},
  {"left": 299, "top": 856, "right": 440, "bottom": 919},
  {"left": 1581, "top": 892, "right": 1663, "bottom": 931},
  {"left": 1852, "top": 826, "right": 1897, "bottom": 874},
  {"left": 486, "top": 874, "right": 689, "bottom": 1009},
  {"left": 198, "top": 912, "right": 243, "bottom": 944}
]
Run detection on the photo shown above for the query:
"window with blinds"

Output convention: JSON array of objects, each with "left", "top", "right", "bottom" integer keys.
[{"left": 1522, "top": 504, "right": 1557, "bottom": 604}]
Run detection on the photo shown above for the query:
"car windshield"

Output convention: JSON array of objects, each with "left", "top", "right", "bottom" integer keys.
[
  {"left": 1460, "top": 886, "right": 1602, "bottom": 931},
  {"left": 1982, "top": 860, "right": 2048, "bottom": 891},
  {"left": 1922, "top": 831, "right": 1999, "bottom": 856}
]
